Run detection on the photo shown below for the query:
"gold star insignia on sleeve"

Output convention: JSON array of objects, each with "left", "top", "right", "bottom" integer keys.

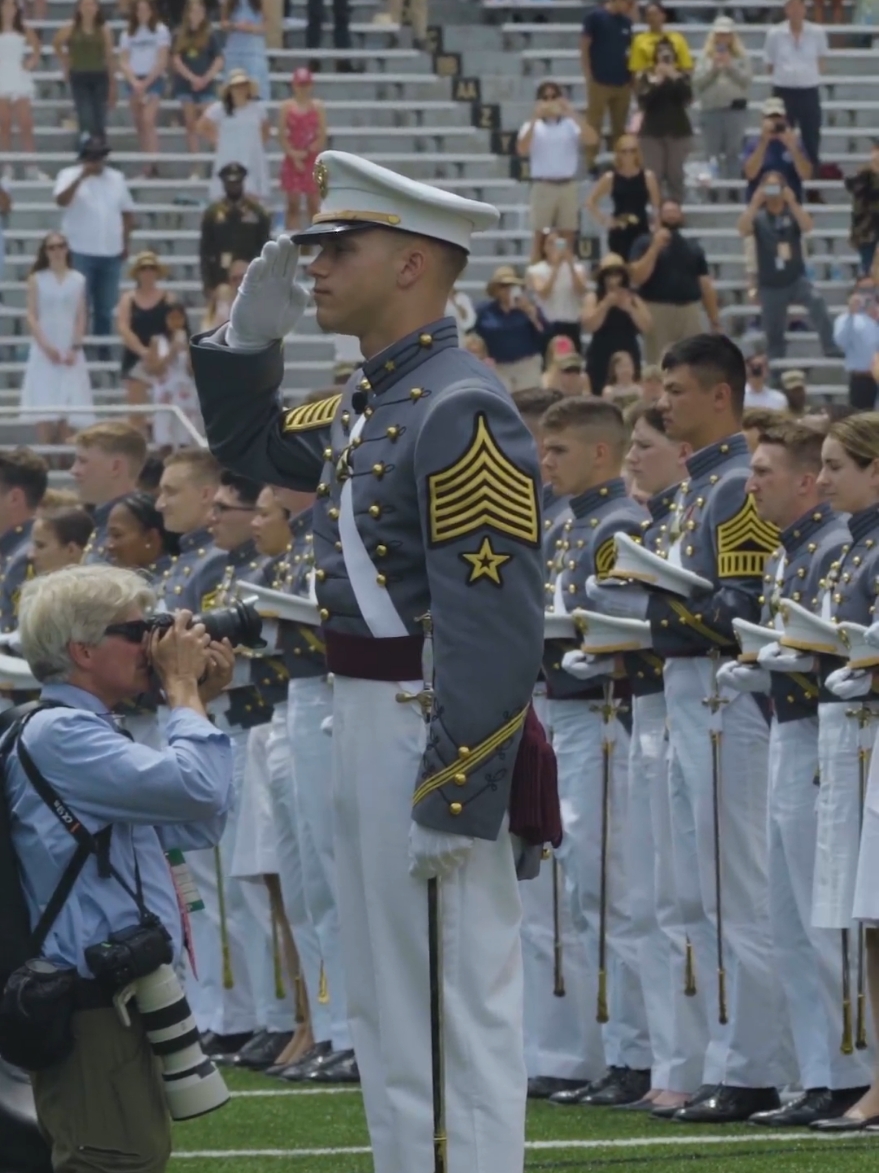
[{"left": 460, "top": 537, "right": 511, "bottom": 586}]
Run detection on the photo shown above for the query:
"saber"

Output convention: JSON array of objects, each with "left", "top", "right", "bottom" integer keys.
[
  {"left": 684, "top": 937, "right": 697, "bottom": 997},
  {"left": 841, "top": 927, "right": 854, "bottom": 1054},
  {"left": 552, "top": 853, "right": 566, "bottom": 998},
  {"left": 853, "top": 706, "right": 873, "bottom": 1050},
  {"left": 594, "top": 679, "right": 615, "bottom": 1024},
  {"left": 271, "top": 902, "right": 286, "bottom": 1000},
  {"left": 702, "top": 654, "right": 729, "bottom": 1025},
  {"left": 214, "top": 845, "right": 234, "bottom": 990}
]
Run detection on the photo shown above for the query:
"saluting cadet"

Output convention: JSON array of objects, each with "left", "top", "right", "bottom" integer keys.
[
  {"left": 190, "top": 151, "right": 546, "bottom": 1173},
  {"left": 0, "top": 450, "right": 47, "bottom": 637},
  {"left": 618, "top": 401, "right": 706, "bottom": 1114},
  {"left": 71, "top": 423, "right": 147, "bottom": 564},
  {"left": 200, "top": 162, "right": 272, "bottom": 294},
  {"left": 718, "top": 421, "right": 870, "bottom": 1126},
  {"left": 587, "top": 335, "right": 783, "bottom": 1122},
  {"left": 539, "top": 397, "right": 653, "bottom": 1109}
]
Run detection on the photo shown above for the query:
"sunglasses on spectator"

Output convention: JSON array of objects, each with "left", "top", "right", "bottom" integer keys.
[
  {"left": 540, "top": 90, "right": 561, "bottom": 99},
  {"left": 104, "top": 620, "right": 151, "bottom": 644},
  {"left": 619, "top": 148, "right": 638, "bottom": 154}
]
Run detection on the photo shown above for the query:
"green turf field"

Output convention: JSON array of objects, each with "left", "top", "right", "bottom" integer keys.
[{"left": 170, "top": 1068, "right": 879, "bottom": 1172}]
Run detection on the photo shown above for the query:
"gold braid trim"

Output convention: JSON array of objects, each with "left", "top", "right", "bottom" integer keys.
[
  {"left": 668, "top": 599, "right": 729, "bottom": 648},
  {"left": 412, "top": 704, "right": 529, "bottom": 807}
]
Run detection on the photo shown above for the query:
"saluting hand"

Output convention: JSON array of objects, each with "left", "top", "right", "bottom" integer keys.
[{"left": 227, "top": 236, "right": 310, "bottom": 351}]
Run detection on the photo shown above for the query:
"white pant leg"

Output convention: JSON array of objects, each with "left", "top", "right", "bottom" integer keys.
[
  {"left": 664, "top": 658, "right": 782, "bottom": 1088},
  {"left": 266, "top": 705, "right": 333, "bottom": 1044},
  {"left": 770, "top": 718, "right": 872, "bottom": 1090},
  {"left": 815, "top": 704, "right": 869, "bottom": 929},
  {"left": 287, "top": 677, "right": 351, "bottom": 1052},
  {"left": 550, "top": 697, "right": 652, "bottom": 1070},
  {"left": 333, "top": 676, "right": 526, "bottom": 1173}
]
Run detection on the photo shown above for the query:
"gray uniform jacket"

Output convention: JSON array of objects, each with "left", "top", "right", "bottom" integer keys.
[
  {"left": 817, "top": 504, "right": 879, "bottom": 700},
  {"left": 0, "top": 520, "right": 33, "bottom": 634},
  {"left": 623, "top": 485, "right": 680, "bottom": 698},
  {"left": 646, "top": 433, "right": 779, "bottom": 658},
  {"left": 264, "top": 508, "right": 326, "bottom": 680},
  {"left": 213, "top": 538, "right": 279, "bottom": 728},
  {"left": 543, "top": 477, "right": 647, "bottom": 699},
  {"left": 81, "top": 497, "right": 126, "bottom": 565},
  {"left": 190, "top": 315, "right": 545, "bottom": 840},
  {"left": 155, "top": 527, "right": 228, "bottom": 615}
]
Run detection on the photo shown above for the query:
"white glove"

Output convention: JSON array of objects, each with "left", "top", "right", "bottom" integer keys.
[
  {"left": 757, "top": 641, "right": 817, "bottom": 674},
  {"left": 320, "top": 715, "right": 333, "bottom": 736},
  {"left": 865, "top": 622, "right": 879, "bottom": 651},
  {"left": 825, "top": 666, "right": 873, "bottom": 700},
  {"left": 227, "top": 236, "right": 310, "bottom": 351},
  {"left": 716, "top": 660, "right": 771, "bottom": 695},
  {"left": 408, "top": 821, "right": 474, "bottom": 881},
  {"left": 584, "top": 575, "right": 649, "bottom": 620},
  {"left": 561, "top": 650, "right": 614, "bottom": 681}
]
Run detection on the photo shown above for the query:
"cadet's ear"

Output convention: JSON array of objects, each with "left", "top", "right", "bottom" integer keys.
[
  {"left": 712, "top": 381, "right": 733, "bottom": 415},
  {"left": 395, "top": 242, "right": 429, "bottom": 290}
]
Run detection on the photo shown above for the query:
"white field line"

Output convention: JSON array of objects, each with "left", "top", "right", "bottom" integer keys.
[
  {"left": 230, "top": 1087, "right": 359, "bottom": 1097},
  {"left": 173, "top": 1132, "right": 877, "bottom": 1158}
]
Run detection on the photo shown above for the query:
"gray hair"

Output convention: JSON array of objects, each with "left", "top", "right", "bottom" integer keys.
[{"left": 18, "top": 564, "right": 155, "bottom": 683}]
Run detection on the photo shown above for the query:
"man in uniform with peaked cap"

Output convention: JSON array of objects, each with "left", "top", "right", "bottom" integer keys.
[{"left": 189, "top": 151, "right": 547, "bottom": 1173}]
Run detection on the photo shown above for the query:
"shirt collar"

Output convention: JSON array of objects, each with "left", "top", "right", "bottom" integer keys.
[
  {"left": 90, "top": 497, "right": 125, "bottom": 529},
  {"left": 179, "top": 526, "right": 213, "bottom": 554},
  {"left": 0, "top": 520, "right": 32, "bottom": 558},
  {"left": 780, "top": 502, "right": 835, "bottom": 554},
  {"left": 570, "top": 476, "right": 628, "bottom": 519},
  {"left": 226, "top": 538, "right": 258, "bottom": 568},
  {"left": 647, "top": 484, "right": 679, "bottom": 523},
  {"left": 40, "top": 681, "right": 113, "bottom": 718},
  {"left": 847, "top": 504, "right": 879, "bottom": 545},
  {"left": 355, "top": 317, "right": 459, "bottom": 397},
  {"left": 685, "top": 433, "right": 749, "bottom": 481}
]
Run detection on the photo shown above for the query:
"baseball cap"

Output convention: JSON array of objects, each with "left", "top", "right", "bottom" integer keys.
[{"left": 762, "top": 97, "right": 787, "bottom": 117}]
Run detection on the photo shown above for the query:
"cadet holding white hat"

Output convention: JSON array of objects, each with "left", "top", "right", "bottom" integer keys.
[{"left": 189, "top": 151, "right": 553, "bottom": 1173}]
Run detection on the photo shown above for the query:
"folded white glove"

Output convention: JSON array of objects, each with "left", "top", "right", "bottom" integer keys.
[
  {"left": 865, "top": 622, "right": 879, "bottom": 651},
  {"left": 227, "top": 236, "right": 310, "bottom": 351},
  {"left": 560, "top": 650, "right": 615, "bottom": 681},
  {"left": 584, "top": 575, "right": 649, "bottom": 620},
  {"left": 408, "top": 821, "right": 474, "bottom": 881},
  {"left": 825, "top": 666, "right": 873, "bottom": 700},
  {"left": 757, "top": 641, "right": 817, "bottom": 674},
  {"left": 716, "top": 660, "right": 771, "bottom": 695},
  {"left": 320, "top": 714, "right": 333, "bottom": 736}
]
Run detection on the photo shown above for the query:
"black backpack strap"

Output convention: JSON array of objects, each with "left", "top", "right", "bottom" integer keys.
[{"left": 29, "top": 840, "right": 94, "bottom": 955}]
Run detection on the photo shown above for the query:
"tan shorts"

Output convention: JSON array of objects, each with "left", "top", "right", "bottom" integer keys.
[
  {"left": 495, "top": 354, "right": 544, "bottom": 394},
  {"left": 529, "top": 180, "right": 580, "bottom": 234}
]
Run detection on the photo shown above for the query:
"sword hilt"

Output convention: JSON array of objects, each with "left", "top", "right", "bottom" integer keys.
[
  {"left": 718, "top": 968, "right": 728, "bottom": 1026},
  {"left": 596, "top": 969, "right": 609, "bottom": 1023},
  {"left": 684, "top": 939, "right": 697, "bottom": 997},
  {"left": 841, "top": 998, "right": 854, "bottom": 1055}
]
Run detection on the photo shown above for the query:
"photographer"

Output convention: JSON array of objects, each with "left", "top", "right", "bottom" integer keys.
[
  {"left": 833, "top": 283, "right": 879, "bottom": 410},
  {"left": 743, "top": 97, "right": 812, "bottom": 206},
  {"left": 474, "top": 265, "right": 545, "bottom": 393},
  {"left": 6, "top": 564, "right": 234, "bottom": 1172},
  {"left": 634, "top": 37, "right": 693, "bottom": 205}
]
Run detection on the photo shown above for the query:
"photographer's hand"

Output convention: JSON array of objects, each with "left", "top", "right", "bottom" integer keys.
[
  {"left": 150, "top": 612, "right": 210, "bottom": 716},
  {"left": 197, "top": 639, "right": 236, "bottom": 704}
]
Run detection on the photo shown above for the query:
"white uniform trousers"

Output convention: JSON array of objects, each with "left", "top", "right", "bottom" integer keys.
[
  {"left": 266, "top": 703, "right": 333, "bottom": 1045},
  {"left": 630, "top": 692, "right": 706, "bottom": 1092},
  {"left": 664, "top": 657, "right": 783, "bottom": 1088},
  {"left": 332, "top": 675, "right": 526, "bottom": 1173},
  {"left": 769, "top": 716, "right": 872, "bottom": 1089},
  {"left": 286, "top": 676, "right": 351, "bottom": 1052},
  {"left": 852, "top": 710, "right": 879, "bottom": 924},
  {"left": 550, "top": 696, "right": 652, "bottom": 1071}
]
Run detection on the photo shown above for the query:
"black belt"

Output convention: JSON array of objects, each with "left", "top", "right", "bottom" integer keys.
[
  {"left": 531, "top": 176, "right": 576, "bottom": 185},
  {"left": 73, "top": 978, "right": 115, "bottom": 1011}
]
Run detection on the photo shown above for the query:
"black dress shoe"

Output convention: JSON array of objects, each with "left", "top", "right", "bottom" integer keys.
[
  {"left": 278, "top": 1040, "right": 334, "bottom": 1082},
  {"left": 651, "top": 1084, "right": 718, "bottom": 1120},
  {"left": 750, "top": 1088, "right": 834, "bottom": 1127},
  {"left": 307, "top": 1049, "right": 358, "bottom": 1083},
  {"left": 234, "top": 1031, "right": 294, "bottom": 1070},
  {"left": 579, "top": 1067, "right": 651, "bottom": 1107},
  {"left": 675, "top": 1086, "right": 780, "bottom": 1124},
  {"left": 812, "top": 1112, "right": 879, "bottom": 1132},
  {"left": 548, "top": 1080, "right": 597, "bottom": 1106},
  {"left": 528, "top": 1077, "right": 586, "bottom": 1100},
  {"left": 205, "top": 1030, "right": 254, "bottom": 1058}
]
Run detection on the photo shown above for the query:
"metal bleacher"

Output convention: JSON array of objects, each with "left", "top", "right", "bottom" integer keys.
[{"left": 0, "top": 0, "right": 876, "bottom": 436}]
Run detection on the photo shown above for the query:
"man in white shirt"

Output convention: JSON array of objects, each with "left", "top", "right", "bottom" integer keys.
[
  {"left": 53, "top": 135, "right": 135, "bottom": 347},
  {"left": 744, "top": 352, "right": 789, "bottom": 410},
  {"left": 764, "top": 0, "right": 827, "bottom": 168},
  {"left": 517, "top": 80, "right": 597, "bottom": 262}
]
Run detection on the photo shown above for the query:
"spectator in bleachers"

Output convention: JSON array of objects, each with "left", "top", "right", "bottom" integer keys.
[
  {"left": 116, "top": 249, "right": 178, "bottom": 429},
  {"left": 172, "top": 0, "right": 224, "bottom": 163},
  {"left": 833, "top": 285, "right": 879, "bottom": 409},
  {"left": 0, "top": 176, "right": 10, "bottom": 279},
  {"left": 779, "top": 367, "right": 808, "bottom": 415},
  {"left": 105, "top": 491, "right": 179, "bottom": 568},
  {"left": 739, "top": 171, "right": 839, "bottom": 364},
  {"left": 526, "top": 229, "right": 587, "bottom": 353},
  {"left": 199, "top": 160, "right": 270, "bottom": 291},
  {"left": 463, "top": 331, "right": 495, "bottom": 369},
  {"left": 20, "top": 232, "right": 95, "bottom": 445},
  {"left": 445, "top": 285, "right": 476, "bottom": 343},
  {"left": 692, "top": 16, "right": 753, "bottom": 183},
  {"left": 220, "top": 0, "right": 268, "bottom": 98},
  {"left": 517, "top": 81, "right": 597, "bottom": 261},
  {"left": 54, "top": 135, "right": 134, "bottom": 346},
  {"left": 579, "top": 0, "right": 633, "bottom": 174},
  {"left": 846, "top": 143, "right": 879, "bottom": 277},
  {"left": 764, "top": 0, "right": 827, "bottom": 171},
  {"left": 149, "top": 303, "right": 203, "bottom": 448},
  {"left": 601, "top": 349, "right": 642, "bottom": 402},
  {"left": 278, "top": 66, "right": 327, "bottom": 233},
  {"left": 742, "top": 96, "right": 812, "bottom": 205},
  {"left": 628, "top": 199, "right": 719, "bottom": 362},
  {"left": 634, "top": 37, "right": 693, "bottom": 204},
  {"left": 474, "top": 264, "right": 545, "bottom": 393},
  {"left": 584, "top": 134, "right": 660, "bottom": 261},
  {"left": 0, "top": 0, "right": 41, "bottom": 178},
  {"left": 198, "top": 67, "right": 270, "bottom": 202},
  {"left": 118, "top": 0, "right": 171, "bottom": 174},
  {"left": 744, "top": 350, "right": 788, "bottom": 410},
  {"left": 628, "top": 2, "right": 692, "bottom": 74},
  {"left": 305, "top": 0, "right": 351, "bottom": 62},
  {"left": 541, "top": 334, "right": 591, "bottom": 396},
  {"left": 639, "top": 361, "right": 663, "bottom": 403},
  {"left": 54, "top": 0, "right": 116, "bottom": 142},
  {"left": 201, "top": 280, "right": 233, "bottom": 329},
  {"left": 29, "top": 506, "right": 94, "bottom": 574},
  {"left": 374, "top": 0, "right": 428, "bottom": 52},
  {"left": 582, "top": 251, "right": 650, "bottom": 390}
]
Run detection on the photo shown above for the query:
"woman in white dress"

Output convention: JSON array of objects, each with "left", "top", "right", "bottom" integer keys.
[
  {"left": 0, "top": 0, "right": 41, "bottom": 178},
  {"left": 20, "top": 232, "right": 95, "bottom": 444},
  {"left": 197, "top": 66, "right": 270, "bottom": 203}
]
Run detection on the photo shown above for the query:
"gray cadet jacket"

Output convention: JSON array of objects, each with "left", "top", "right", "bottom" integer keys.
[
  {"left": 261, "top": 507, "right": 326, "bottom": 680},
  {"left": 0, "top": 520, "right": 33, "bottom": 635},
  {"left": 817, "top": 504, "right": 879, "bottom": 701},
  {"left": 189, "top": 315, "right": 545, "bottom": 841},
  {"left": 623, "top": 484, "right": 680, "bottom": 698},
  {"left": 155, "top": 526, "right": 228, "bottom": 615}
]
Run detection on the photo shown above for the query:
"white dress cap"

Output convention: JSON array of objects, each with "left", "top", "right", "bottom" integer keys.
[
  {"left": 610, "top": 532, "right": 713, "bottom": 598},
  {"left": 732, "top": 617, "right": 778, "bottom": 663},
  {"left": 571, "top": 609, "right": 652, "bottom": 653},
  {"left": 237, "top": 582, "right": 321, "bottom": 627},
  {"left": 778, "top": 597, "right": 848, "bottom": 657},
  {"left": 837, "top": 621, "right": 879, "bottom": 671}
]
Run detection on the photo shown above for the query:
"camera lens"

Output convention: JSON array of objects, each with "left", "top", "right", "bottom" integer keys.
[{"left": 193, "top": 600, "right": 264, "bottom": 649}]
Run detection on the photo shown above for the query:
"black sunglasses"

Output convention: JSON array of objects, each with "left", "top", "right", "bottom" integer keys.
[{"left": 104, "top": 619, "right": 151, "bottom": 644}]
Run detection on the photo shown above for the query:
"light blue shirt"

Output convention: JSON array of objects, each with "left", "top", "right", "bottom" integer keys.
[
  {"left": 833, "top": 311, "right": 879, "bottom": 372},
  {"left": 5, "top": 683, "right": 233, "bottom": 976}
]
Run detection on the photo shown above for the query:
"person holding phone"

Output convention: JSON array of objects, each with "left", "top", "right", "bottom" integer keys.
[
  {"left": 526, "top": 229, "right": 588, "bottom": 354},
  {"left": 474, "top": 264, "right": 546, "bottom": 392},
  {"left": 634, "top": 37, "right": 693, "bottom": 204},
  {"left": 693, "top": 16, "right": 753, "bottom": 184},
  {"left": 833, "top": 279, "right": 879, "bottom": 410}
]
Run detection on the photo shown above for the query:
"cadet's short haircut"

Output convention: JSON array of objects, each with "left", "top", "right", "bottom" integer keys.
[
  {"left": 661, "top": 334, "right": 747, "bottom": 417},
  {"left": 757, "top": 421, "right": 825, "bottom": 473},
  {"left": 39, "top": 488, "right": 80, "bottom": 511},
  {"left": 220, "top": 469, "right": 263, "bottom": 506},
  {"left": 828, "top": 412, "right": 879, "bottom": 468},
  {"left": 742, "top": 407, "right": 787, "bottom": 433},
  {"left": 38, "top": 507, "right": 95, "bottom": 551},
  {"left": 512, "top": 387, "right": 564, "bottom": 420},
  {"left": 74, "top": 422, "right": 148, "bottom": 473},
  {"left": 541, "top": 396, "right": 628, "bottom": 457},
  {"left": 624, "top": 400, "right": 667, "bottom": 434},
  {"left": 137, "top": 455, "right": 165, "bottom": 496},
  {"left": 0, "top": 448, "right": 48, "bottom": 508},
  {"left": 162, "top": 447, "right": 222, "bottom": 485}
]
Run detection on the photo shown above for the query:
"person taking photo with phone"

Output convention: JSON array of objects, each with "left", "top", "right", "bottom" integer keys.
[{"left": 474, "top": 264, "right": 546, "bottom": 392}]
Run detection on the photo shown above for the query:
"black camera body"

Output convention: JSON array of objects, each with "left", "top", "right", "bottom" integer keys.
[
  {"left": 771, "top": 118, "right": 788, "bottom": 136},
  {"left": 84, "top": 916, "right": 173, "bottom": 992},
  {"left": 148, "top": 599, "right": 264, "bottom": 649}
]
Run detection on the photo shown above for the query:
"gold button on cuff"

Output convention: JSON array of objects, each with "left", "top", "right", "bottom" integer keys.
[
  {"left": 453, "top": 772, "right": 467, "bottom": 786},
  {"left": 369, "top": 504, "right": 381, "bottom": 518},
  {"left": 323, "top": 447, "right": 333, "bottom": 460},
  {"left": 319, "top": 608, "right": 330, "bottom": 621},
  {"left": 449, "top": 802, "right": 463, "bottom": 815},
  {"left": 315, "top": 569, "right": 326, "bottom": 581}
]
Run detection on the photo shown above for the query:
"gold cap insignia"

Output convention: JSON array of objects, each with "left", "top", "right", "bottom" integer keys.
[{"left": 314, "top": 160, "right": 329, "bottom": 199}]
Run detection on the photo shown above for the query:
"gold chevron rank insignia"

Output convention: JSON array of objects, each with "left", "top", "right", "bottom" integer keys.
[
  {"left": 428, "top": 413, "right": 539, "bottom": 547},
  {"left": 282, "top": 394, "right": 341, "bottom": 434},
  {"left": 716, "top": 495, "right": 779, "bottom": 579},
  {"left": 595, "top": 537, "right": 617, "bottom": 580}
]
